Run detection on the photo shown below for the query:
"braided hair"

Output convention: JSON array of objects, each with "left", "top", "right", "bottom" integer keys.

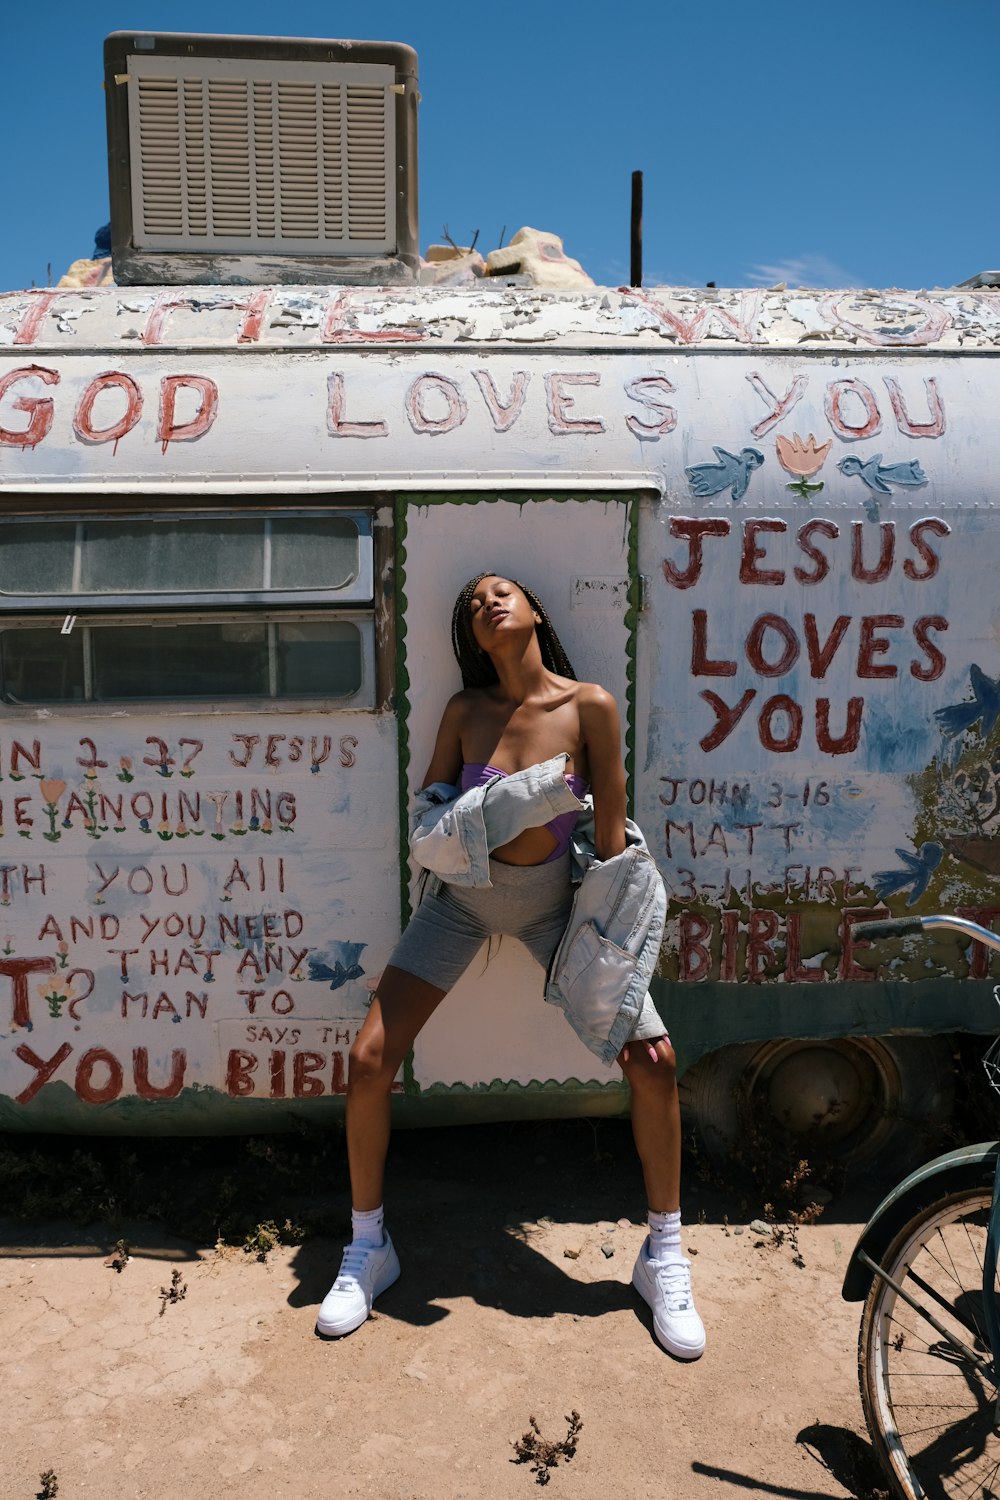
[{"left": 451, "top": 571, "right": 576, "bottom": 689}]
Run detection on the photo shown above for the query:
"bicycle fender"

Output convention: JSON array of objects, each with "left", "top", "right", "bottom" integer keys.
[{"left": 842, "top": 1140, "right": 1000, "bottom": 1302}]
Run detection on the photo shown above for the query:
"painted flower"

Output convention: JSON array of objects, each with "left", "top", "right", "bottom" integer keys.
[
  {"left": 775, "top": 433, "right": 832, "bottom": 478},
  {"left": 40, "top": 780, "right": 68, "bottom": 842}
]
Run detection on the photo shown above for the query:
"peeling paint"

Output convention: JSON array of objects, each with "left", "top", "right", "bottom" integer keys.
[{"left": 2, "top": 284, "right": 999, "bottom": 352}]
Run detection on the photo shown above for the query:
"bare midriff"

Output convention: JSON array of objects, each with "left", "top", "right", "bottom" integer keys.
[{"left": 491, "top": 825, "right": 562, "bottom": 866}]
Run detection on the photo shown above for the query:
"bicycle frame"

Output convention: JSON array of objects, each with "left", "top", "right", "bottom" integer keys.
[{"left": 844, "top": 913, "right": 1000, "bottom": 1387}]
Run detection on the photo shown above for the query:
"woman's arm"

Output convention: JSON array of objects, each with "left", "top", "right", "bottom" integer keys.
[
  {"left": 420, "top": 692, "right": 468, "bottom": 789},
  {"left": 580, "top": 685, "right": 627, "bottom": 860}
]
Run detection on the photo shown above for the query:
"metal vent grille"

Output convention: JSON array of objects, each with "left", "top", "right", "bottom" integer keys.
[{"left": 127, "top": 56, "right": 394, "bottom": 254}]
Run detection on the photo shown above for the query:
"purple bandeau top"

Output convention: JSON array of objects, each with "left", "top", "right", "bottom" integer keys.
[{"left": 459, "top": 762, "right": 588, "bottom": 864}]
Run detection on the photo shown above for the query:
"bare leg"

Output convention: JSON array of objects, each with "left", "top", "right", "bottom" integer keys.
[
  {"left": 346, "top": 965, "right": 447, "bottom": 1211},
  {"left": 621, "top": 1038, "right": 705, "bottom": 1357},
  {"left": 618, "top": 1037, "right": 681, "bottom": 1213}
]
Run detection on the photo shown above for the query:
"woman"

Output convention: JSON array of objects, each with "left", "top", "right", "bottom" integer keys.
[{"left": 317, "top": 572, "right": 705, "bottom": 1359}]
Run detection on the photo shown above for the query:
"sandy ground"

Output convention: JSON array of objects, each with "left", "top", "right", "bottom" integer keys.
[{"left": 1, "top": 1123, "right": 893, "bottom": 1500}]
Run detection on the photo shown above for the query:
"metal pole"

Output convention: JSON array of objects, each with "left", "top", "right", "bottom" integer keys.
[{"left": 630, "top": 170, "right": 643, "bottom": 287}]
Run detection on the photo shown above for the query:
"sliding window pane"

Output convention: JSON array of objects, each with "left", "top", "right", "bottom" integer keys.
[
  {"left": 81, "top": 520, "right": 262, "bottom": 593},
  {"left": 270, "top": 518, "right": 360, "bottom": 590},
  {"left": 92, "top": 622, "right": 269, "bottom": 699},
  {"left": 276, "top": 622, "right": 362, "bottom": 696},
  {"left": 0, "top": 523, "right": 77, "bottom": 596},
  {"left": 0, "top": 626, "right": 86, "bottom": 702}
]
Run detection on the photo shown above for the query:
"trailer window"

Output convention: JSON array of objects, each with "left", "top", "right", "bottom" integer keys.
[
  {"left": 0, "top": 510, "right": 376, "bottom": 706},
  {"left": 0, "top": 616, "right": 370, "bottom": 705},
  {"left": 0, "top": 512, "right": 371, "bottom": 607}
]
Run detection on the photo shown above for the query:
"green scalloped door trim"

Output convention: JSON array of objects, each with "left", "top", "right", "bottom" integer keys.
[
  {"left": 625, "top": 499, "right": 639, "bottom": 814},
  {"left": 394, "top": 495, "right": 412, "bottom": 927},
  {"left": 394, "top": 491, "right": 640, "bottom": 1101}
]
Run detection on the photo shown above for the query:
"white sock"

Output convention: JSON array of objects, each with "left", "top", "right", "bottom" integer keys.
[
  {"left": 648, "top": 1208, "right": 682, "bottom": 1261},
  {"left": 351, "top": 1205, "right": 385, "bottom": 1248}
]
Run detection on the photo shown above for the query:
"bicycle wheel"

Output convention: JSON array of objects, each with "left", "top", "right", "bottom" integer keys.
[{"left": 859, "top": 1187, "right": 1000, "bottom": 1500}]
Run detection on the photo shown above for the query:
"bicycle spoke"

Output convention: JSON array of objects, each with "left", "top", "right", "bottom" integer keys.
[{"left": 860, "top": 1187, "right": 1000, "bottom": 1500}]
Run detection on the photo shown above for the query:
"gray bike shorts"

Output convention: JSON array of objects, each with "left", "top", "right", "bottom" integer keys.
[{"left": 389, "top": 853, "right": 666, "bottom": 1046}]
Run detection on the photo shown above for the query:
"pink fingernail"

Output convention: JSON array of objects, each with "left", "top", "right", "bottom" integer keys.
[{"left": 647, "top": 1044, "right": 658, "bottom": 1062}]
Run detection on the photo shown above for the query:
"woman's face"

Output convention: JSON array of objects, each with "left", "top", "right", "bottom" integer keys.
[{"left": 468, "top": 576, "right": 540, "bottom": 652}]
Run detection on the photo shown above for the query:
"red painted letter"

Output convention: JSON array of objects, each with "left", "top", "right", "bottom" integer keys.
[
  {"left": 740, "top": 520, "right": 786, "bottom": 585},
  {"left": 904, "top": 518, "right": 950, "bottom": 581},
  {"left": 0, "top": 365, "right": 59, "bottom": 448},
  {"left": 14, "top": 1042, "right": 73, "bottom": 1105},
  {"left": 157, "top": 375, "right": 218, "bottom": 451},
  {"left": 663, "top": 519, "right": 730, "bottom": 590},
  {"left": 73, "top": 372, "right": 143, "bottom": 448},
  {"left": 911, "top": 616, "right": 948, "bottom": 681},
  {"left": 0, "top": 956, "right": 57, "bottom": 1027},
  {"left": 691, "top": 611, "right": 737, "bottom": 676},
  {"left": 857, "top": 615, "right": 903, "bottom": 679},
  {"left": 794, "top": 519, "right": 839, "bottom": 585},
  {"left": 825, "top": 379, "right": 882, "bottom": 440},
  {"left": 133, "top": 1047, "right": 186, "bottom": 1099},
  {"left": 75, "top": 1047, "right": 124, "bottom": 1105}
]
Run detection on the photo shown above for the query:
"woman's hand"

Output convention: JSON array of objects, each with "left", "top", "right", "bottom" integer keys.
[{"left": 622, "top": 1039, "right": 666, "bottom": 1064}]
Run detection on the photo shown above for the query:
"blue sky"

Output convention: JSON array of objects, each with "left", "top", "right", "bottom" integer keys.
[{"left": 4, "top": 0, "right": 997, "bottom": 295}]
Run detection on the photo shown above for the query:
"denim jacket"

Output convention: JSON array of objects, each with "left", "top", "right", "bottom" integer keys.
[
  {"left": 409, "top": 754, "right": 584, "bottom": 889},
  {"left": 408, "top": 757, "right": 666, "bottom": 1063},
  {"left": 546, "top": 809, "right": 667, "bottom": 1063}
]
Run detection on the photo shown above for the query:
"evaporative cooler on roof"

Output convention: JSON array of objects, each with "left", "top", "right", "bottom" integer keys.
[{"left": 104, "top": 32, "right": 419, "bottom": 286}]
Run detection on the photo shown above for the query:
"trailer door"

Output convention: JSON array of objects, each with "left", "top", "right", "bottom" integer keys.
[{"left": 399, "top": 493, "right": 637, "bottom": 1104}]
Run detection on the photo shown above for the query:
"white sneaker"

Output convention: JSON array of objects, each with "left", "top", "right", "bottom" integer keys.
[
  {"left": 316, "top": 1235, "right": 400, "bottom": 1338},
  {"left": 631, "top": 1237, "right": 706, "bottom": 1359}
]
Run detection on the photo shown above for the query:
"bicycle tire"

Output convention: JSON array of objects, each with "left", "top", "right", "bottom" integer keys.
[{"left": 859, "top": 1186, "right": 1000, "bottom": 1499}]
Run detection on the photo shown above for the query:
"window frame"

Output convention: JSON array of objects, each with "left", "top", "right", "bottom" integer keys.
[
  {"left": 0, "top": 502, "right": 383, "bottom": 714},
  {"left": 0, "top": 609, "right": 376, "bottom": 712},
  {"left": 0, "top": 508, "right": 374, "bottom": 611}
]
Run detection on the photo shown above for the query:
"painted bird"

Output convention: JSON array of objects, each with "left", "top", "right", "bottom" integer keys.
[
  {"left": 837, "top": 454, "right": 927, "bottom": 494},
  {"left": 309, "top": 941, "right": 368, "bottom": 990},
  {"left": 873, "top": 842, "right": 943, "bottom": 906},
  {"left": 686, "top": 446, "right": 764, "bottom": 502},
  {"left": 934, "top": 664, "right": 1000, "bottom": 739}
]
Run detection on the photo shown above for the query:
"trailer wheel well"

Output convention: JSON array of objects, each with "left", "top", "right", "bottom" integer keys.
[{"left": 680, "top": 1033, "right": 955, "bottom": 1173}]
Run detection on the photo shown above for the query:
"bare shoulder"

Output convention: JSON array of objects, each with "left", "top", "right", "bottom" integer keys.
[
  {"left": 439, "top": 687, "right": 485, "bottom": 726},
  {"left": 574, "top": 682, "right": 622, "bottom": 757},
  {"left": 575, "top": 680, "right": 621, "bottom": 723}
]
